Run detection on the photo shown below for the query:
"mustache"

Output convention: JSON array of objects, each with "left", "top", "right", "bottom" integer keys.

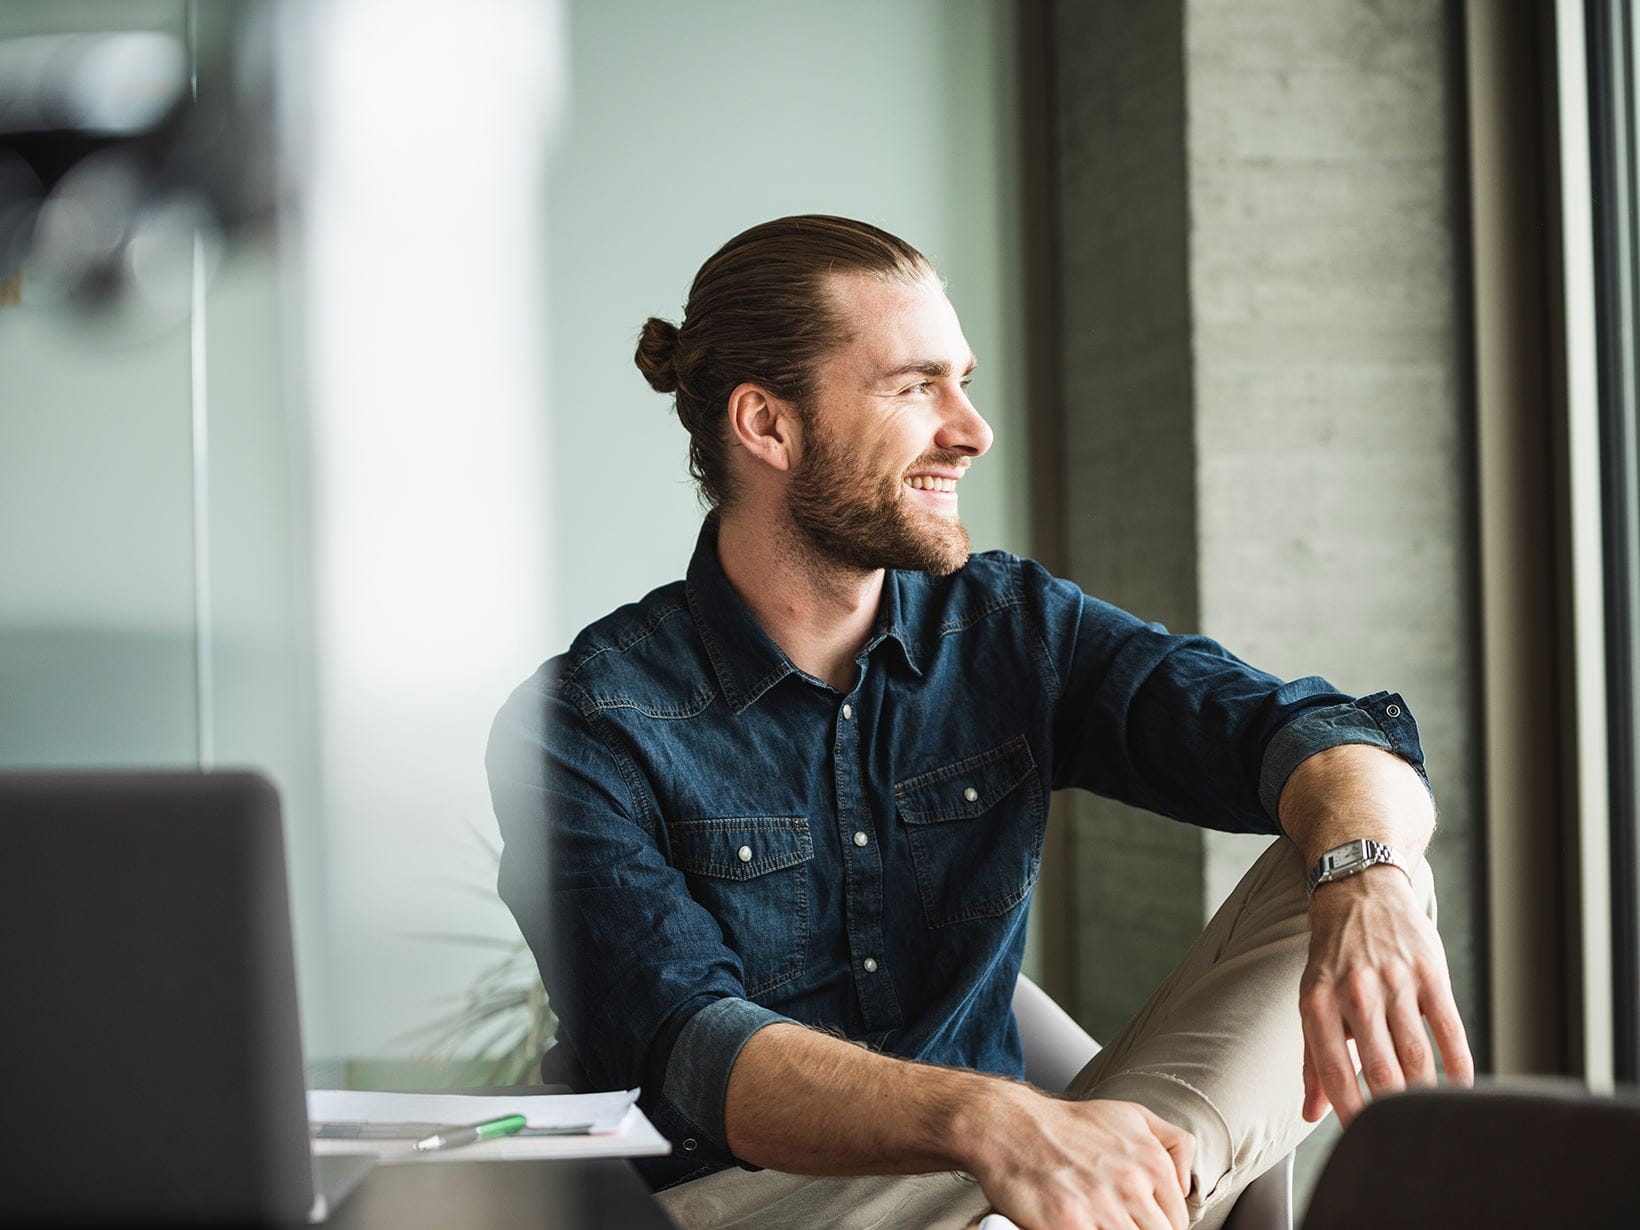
[{"left": 905, "top": 453, "right": 973, "bottom": 474}]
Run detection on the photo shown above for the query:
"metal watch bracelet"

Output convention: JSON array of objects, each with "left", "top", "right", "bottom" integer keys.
[{"left": 1304, "top": 838, "right": 1409, "bottom": 899}]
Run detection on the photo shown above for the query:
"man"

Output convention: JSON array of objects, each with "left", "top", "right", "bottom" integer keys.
[{"left": 486, "top": 215, "right": 1471, "bottom": 1230}]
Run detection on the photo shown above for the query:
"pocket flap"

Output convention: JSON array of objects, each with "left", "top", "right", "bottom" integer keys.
[
  {"left": 895, "top": 736, "right": 1036, "bottom": 825},
  {"left": 669, "top": 816, "right": 813, "bottom": 880}
]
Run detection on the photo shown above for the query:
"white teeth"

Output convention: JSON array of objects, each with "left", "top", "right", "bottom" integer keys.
[{"left": 906, "top": 476, "right": 958, "bottom": 493}]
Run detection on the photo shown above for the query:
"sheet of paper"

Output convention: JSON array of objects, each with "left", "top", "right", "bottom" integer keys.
[
  {"left": 310, "top": 1103, "right": 671, "bottom": 1163},
  {"left": 307, "top": 1087, "right": 639, "bottom": 1134}
]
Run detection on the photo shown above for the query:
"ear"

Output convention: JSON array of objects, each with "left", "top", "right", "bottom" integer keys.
[{"left": 726, "top": 381, "right": 800, "bottom": 474}]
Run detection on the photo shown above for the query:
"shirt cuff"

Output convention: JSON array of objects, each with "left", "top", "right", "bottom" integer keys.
[
  {"left": 653, "top": 996, "right": 793, "bottom": 1165},
  {"left": 1258, "top": 690, "right": 1433, "bottom": 821}
]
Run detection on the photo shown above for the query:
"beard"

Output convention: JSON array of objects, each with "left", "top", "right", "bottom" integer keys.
[{"left": 784, "top": 412, "right": 972, "bottom": 576}]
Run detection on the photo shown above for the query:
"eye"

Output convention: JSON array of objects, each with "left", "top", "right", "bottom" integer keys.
[{"left": 903, "top": 381, "right": 934, "bottom": 396}]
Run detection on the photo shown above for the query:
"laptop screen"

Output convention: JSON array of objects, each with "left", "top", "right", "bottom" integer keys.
[{"left": 1, "top": 771, "right": 317, "bottom": 1225}]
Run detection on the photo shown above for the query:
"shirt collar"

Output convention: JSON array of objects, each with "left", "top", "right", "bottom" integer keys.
[
  {"left": 684, "top": 518, "right": 924, "bottom": 714},
  {"left": 866, "top": 566, "right": 925, "bottom": 680}
]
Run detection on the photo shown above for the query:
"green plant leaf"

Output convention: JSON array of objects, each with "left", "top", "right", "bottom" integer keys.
[{"left": 397, "top": 821, "right": 557, "bottom": 1084}]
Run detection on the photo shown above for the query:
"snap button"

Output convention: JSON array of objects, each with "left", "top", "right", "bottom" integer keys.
[
  {"left": 1385, "top": 703, "right": 1402, "bottom": 718},
  {"left": 737, "top": 845, "right": 752, "bottom": 863},
  {"left": 682, "top": 1137, "right": 698, "bottom": 1152},
  {"left": 842, "top": 703, "right": 853, "bottom": 720},
  {"left": 853, "top": 831, "right": 869, "bottom": 847},
  {"left": 863, "top": 957, "right": 878, "bottom": 973},
  {"left": 963, "top": 786, "right": 979, "bottom": 803}
]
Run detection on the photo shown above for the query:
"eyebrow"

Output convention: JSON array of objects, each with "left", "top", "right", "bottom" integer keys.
[{"left": 876, "top": 357, "right": 979, "bottom": 383}]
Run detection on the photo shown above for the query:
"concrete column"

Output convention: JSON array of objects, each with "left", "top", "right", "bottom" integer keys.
[
  {"left": 1050, "top": 0, "right": 1480, "bottom": 1191},
  {"left": 1052, "top": 0, "right": 1207, "bottom": 1045}
]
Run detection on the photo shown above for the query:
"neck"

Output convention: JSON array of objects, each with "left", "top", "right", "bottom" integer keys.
[{"left": 715, "top": 509, "right": 884, "bottom": 693}]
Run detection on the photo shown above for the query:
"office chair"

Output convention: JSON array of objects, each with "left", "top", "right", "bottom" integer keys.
[
  {"left": 1013, "top": 974, "right": 1293, "bottom": 1230},
  {"left": 1300, "top": 1084, "right": 1640, "bottom": 1229}
]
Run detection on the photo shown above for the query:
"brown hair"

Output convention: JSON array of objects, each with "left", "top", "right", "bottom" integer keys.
[{"left": 635, "top": 214, "right": 935, "bottom": 511}]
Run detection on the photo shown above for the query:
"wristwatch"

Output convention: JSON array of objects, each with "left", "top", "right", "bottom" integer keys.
[{"left": 1305, "top": 839, "right": 1409, "bottom": 899}]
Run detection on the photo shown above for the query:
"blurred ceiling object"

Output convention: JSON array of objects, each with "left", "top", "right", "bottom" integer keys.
[{"left": 0, "top": 5, "right": 279, "bottom": 316}]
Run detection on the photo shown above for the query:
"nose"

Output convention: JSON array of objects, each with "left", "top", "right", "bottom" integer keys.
[{"left": 936, "top": 386, "right": 994, "bottom": 458}]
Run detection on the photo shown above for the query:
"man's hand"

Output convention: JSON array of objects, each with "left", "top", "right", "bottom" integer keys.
[
  {"left": 1277, "top": 742, "right": 1476, "bottom": 1127},
  {"left": 1298, "top": 865, "right": 1474, "bottom": 1126},
  {"left": 962, "top": 1090, "right": 1194, "bottom": 1230}
]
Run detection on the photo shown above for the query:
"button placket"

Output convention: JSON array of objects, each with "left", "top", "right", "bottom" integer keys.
[{"left": 833, "top": 679, "right": 899, "bottom": 1030}]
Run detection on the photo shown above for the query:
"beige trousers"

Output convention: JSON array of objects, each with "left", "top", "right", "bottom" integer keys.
[{"left": 657, "top": 837, "right": 1438, "bottom": 1230}]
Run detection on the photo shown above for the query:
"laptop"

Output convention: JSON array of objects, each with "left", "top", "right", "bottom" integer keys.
[{"left": 0, "top": 770, "right": 373, "bottom": 1225}]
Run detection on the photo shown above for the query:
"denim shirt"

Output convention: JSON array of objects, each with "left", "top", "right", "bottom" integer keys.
[{"left": 485, "top": 519, "right": 1429, "bottom": 1190}]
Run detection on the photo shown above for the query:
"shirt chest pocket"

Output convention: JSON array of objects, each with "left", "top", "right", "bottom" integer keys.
[
  {"left": 668, "top": 816, "right": 813, "bottom": 999},
  {"left": 894, "top": 736, "right": 1044, "bottom": 928}
]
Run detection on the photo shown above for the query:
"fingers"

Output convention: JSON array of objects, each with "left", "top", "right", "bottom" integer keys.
[
  {"left": 1342, "top": 981, "right": 1407, "bottom": 1101},
  {"left": 1420, "top": 966, "right": 1475, "bottom": 1088},
  {"left": 1048, "top": 1175, "right": 1178, "bottom": 1230},
  {"left": 1301, "top": 985, "right": 1365, "bottom": 1125},
  {"left": 1131, "top": 1107, "right": 1192, "bottom": 1230},
  {"left": 1131, "top": 1197, "right": 1179, "bottom": 1230},
  {"left": 1385, "top": 986, "right": 1437, "bottom": 1088},
  {"left": 1146, "top": 1166, "right": 1188, "bottom": 1230},
  {"left": 1301, "top": 1046, "right": 1330, "bottom": 1123},
  {"left": 1134, "top": 1106, "right": 1194, "bottom": 1196},
  {"left": 1165, "top": 1124, "right": 1194, "bottom": 1200},
  {"left": 1118, "top": 1186, "right": 1181, "bottom": 1230},
  {"left": 1305, "top": 978, "right": 1472, "bottom": 1133}
]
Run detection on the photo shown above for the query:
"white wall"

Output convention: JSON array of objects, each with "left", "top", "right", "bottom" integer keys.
[{"left": 285, "top": 0, "right": 560, "bottom": 1064}]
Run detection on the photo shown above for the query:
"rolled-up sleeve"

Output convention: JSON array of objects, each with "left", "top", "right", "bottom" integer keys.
[
  {"left": 655, "top": 995, "right": 790, "bottom": 1152},
  {"left": 485, "top": 671, "right": 790, "bottom": 1166},
  {"left": 1257, "top": 690, "right": 1433, "bottom": 818},
  {"left": 1023, "top": 558, "right": 1431, "bottom": 831}
]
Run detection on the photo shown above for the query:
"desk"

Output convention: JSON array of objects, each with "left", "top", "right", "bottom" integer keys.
[{"left": 327, "top": 1158, "right": 676, "bottom": 1229}]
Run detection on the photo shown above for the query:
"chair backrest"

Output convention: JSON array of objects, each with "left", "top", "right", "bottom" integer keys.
[
  {"left": 1302, "top": 1084, "right": 1640, "bottom": 1229},
  {"left": 1012, "top": 972, "right": 1101, "bottom": 1092}
]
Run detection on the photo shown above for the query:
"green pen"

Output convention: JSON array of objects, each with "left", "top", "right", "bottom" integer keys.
[{"left": 412, "top": 1113, "right": 529, "bottom": 1153}]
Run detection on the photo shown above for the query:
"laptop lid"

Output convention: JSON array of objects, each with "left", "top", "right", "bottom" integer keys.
[{"left": 1, "top": 770, "right": 317, "bottom": 1225}]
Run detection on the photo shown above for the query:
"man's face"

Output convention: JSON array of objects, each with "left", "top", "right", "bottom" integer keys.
[{"left": 784, "top": 272, "right": 993, "bottom": 576}]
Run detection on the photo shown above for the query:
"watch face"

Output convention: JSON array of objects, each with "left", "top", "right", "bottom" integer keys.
[{"left": 1324, "top": 845, "right": 1365, "bottom": 874}]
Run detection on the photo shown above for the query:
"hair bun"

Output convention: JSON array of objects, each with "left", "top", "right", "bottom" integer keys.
[{"left": 635, "top": 317, "right": 681, "bottom": 394}]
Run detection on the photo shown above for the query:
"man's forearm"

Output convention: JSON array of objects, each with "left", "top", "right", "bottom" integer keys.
[
  {"left": 1276, "top": 742, "right": 1435, "bottom": 870},
  {"left": 724, "top": 1021, "right": 1198, "bottom": 1227},
  {"left": 723, "top": 1022, "right": 1017, "bottom": 1176}
]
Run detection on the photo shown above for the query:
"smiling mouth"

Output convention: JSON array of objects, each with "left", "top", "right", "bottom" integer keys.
[{"left": 904, "top": 476, "right": 959, "bottom": 494}]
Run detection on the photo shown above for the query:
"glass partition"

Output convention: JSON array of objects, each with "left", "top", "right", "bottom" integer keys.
[{"left": 4, "top": 0, "right": 1030, "bottom": 1087}]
